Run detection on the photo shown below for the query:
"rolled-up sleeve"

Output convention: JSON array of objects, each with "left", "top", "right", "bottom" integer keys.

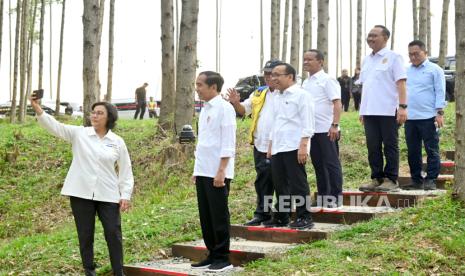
[
  {"left": 242, "top": 92, "right": 254, "bottom": 116},
  {"left": 392, "top": 55, "right": 407, "bottom": 82},
  {"left": 299, "top": 92, "right": 315, "bottom": 138},
  {"left": 434, "top": 67, "right": 447, "bottom": 109},
  {"left": 117, "top": 140, "right": 134, "bottom": 200},
  {"left": 37, "top": 112, "right": 80, "bottom": 142},
  {"left": 220, "top": 106, "right": 236, "bottom": 158}
]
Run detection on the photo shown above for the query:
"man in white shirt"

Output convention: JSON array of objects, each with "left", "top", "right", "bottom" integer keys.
[
  {"left": 227, "top": 59, "right": 280, "bottom": 226},
  {"left": 302, "top": 49, "right": 343, "bottom": 208},
  {"left": 264, "top": 63, "right": 315, "bottom": 230},
  {"left": 358, "top": 25, "right": 408, "bottom": 192},
  {"left": 191, "top": 71, "right": 236, "bottom": 272}
]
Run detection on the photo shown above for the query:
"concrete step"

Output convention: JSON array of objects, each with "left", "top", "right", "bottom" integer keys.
[
  {"left": 422, "top": 161, "right": 455, "bottom": 174},
  {"left": 171, "top": 238, "right": 294, "bottom": 266},
  {"left": 124, "top": 258, "right": 243, "bottom": 275},
  {"left": 230, "top": 223, "right": 348, "bottom": 244},
  {"left": 445, "top": 150, "right": 455, "bottom": 161},
  {"left": 309, "top": 206, "right": 399, "bottom": 224},
  {"left": 398, "top": 175, "right": 454, "bottom": 189}
]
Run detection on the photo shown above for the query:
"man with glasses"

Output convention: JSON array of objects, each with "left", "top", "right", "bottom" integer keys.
[
  {"left": 264, "top": 63, "right": 315, "bottom": 230},
  {"left": 358, "top": 25, "right": 407, "bottom": 193},
  {"left": 402, "top": 40, "right": 446, "bottom": 191},
  {"left": 227, "top": 59, "right": 281, "bottom": 226}
]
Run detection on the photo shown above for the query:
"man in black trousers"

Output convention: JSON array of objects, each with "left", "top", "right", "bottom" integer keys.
[{"left": 191, "top": 71, "right": 236, "bottom": 272}]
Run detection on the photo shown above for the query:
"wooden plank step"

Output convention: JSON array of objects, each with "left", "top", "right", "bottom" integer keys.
[
  {"left": 124, "top": 258, "right": 243, "bottom": 276},
  {"left": 230, "top": 223, "right": 347, "bottom": 244},
  {"left": 398, "top": 175, "right": 454, "bottom": 189},
  {"left": 309, "top": 206, "right": 399, "bottom": 224},
  {"left": 422, "top": 161, "right": 455, "bottom": 174},
  {"left": 171, "top": 238, "right": 294, "bottom": 266},
  {"left": 445, "top": 150, "right": 455, "bottom": 161}
]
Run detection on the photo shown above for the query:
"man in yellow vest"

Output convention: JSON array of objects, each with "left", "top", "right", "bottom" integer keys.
[
  {"left": 227, "top": 59, "right": 281, "bottom": 226},
  {"left": 148, "top": 97, "right": 158, "bottom": 118}
]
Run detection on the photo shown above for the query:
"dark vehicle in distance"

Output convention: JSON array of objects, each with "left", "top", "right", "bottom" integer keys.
[
  {"left": 429, "top": 56, "right": 455, "bottom": 102},
  {"left": 234, "top": 75, "right": 266, "bottom": 102}
]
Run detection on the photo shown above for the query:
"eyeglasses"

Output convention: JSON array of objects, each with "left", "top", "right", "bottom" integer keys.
[
  {"left": 91, "top": 111, "right": 106, "bottom": 116},
  {"left": 408, "top": 52, "right": 423, "bottom": 57},
  {"left": 271, "top": 73, "right": 290, "bottom": 78}
]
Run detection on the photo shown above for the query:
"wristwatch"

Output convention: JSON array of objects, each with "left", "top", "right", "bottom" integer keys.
[
  {"left": 437, "top": 110, "right": 444, "bottom": 116},
  {"left": 331, "top": 123, "right": 339, "bottom": 128},
  {"left": 399, "top": 104, "right": 408, "bottom": 109}
]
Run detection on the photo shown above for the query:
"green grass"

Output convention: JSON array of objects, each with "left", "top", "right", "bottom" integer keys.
[{"left": 0, "top": 103, "right": 462, "bottom": 275}]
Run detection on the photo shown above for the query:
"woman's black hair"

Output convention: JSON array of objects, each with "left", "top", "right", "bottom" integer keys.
[{"left": 91, "top": 101, "right": 118, "bottom": 130}]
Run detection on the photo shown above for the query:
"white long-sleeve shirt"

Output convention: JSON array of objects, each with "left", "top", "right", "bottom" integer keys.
[
  {"left": 270, "top": 83, "right": 315, "bottom": 155},
  {"left": 194, "top": 95, "right": 236, "bottom": 179},
  {"left": 37, "top": 113, "right": 134, "bottom": 203}
]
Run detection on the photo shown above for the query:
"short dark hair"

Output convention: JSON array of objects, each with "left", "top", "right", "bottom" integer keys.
[
  {"left": 199, "top": 71, "right": 224, "bottom": 92},
  {"left": 274, "top": 62, "right": 296, "bottom": 81},
  {"left": 91, "top": 102, "right": 118, "bottom": 130},
  {"left": 374, "top": 25, "right": 390, "bottom": 39},
  {"left": 304, "top": 49, "right": 325, "bottom": 61},
  {"left": 408, "top": 40, "right": 427, "bottom": 51}
]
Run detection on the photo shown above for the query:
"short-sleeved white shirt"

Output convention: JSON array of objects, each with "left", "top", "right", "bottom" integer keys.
[
  {"left": 359, "top": 47, "right": 407, "bottom": 116},
  {"left": 302, "top": 70, "right": 341, "bottom": 133}
]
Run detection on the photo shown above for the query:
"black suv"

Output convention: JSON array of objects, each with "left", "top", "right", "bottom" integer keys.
[
  {"left": 429, "top": 56, "right": 455, "bottom": 102},
  {"left": 234, "top": 75, "right": 266, "bottom": 101}
]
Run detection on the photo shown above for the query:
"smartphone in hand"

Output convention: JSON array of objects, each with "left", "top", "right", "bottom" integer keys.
[{"left": 32, "top": 89, "right": 44, "bottom": 100}]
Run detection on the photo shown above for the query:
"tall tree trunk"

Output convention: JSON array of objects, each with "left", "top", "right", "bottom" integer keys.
[
  {"left": 18, "top": 0, "right": 28, "bottom": 123},
  {"left": 55, "top": 0, "right": 66, "bottom": 116},
  {"left": 302, "top": 0, "right": 312, "bottom": 80},
  {"left": 106, "top": 0, "right": 115, "bottom": 102},
  {"left": 384, "top": 0, "right": 386, "bottom": 26},
  {"left": 413, "top": 0, "right": 418, "bottom": 40},
  {"left": 363, "top": 0, "right": 367, "bottom": 56},
  {"left": 391, "top": 0, "right": 397, "bottom": 50},
  {"left": 356, "top": 0, "right": 362, "bottom": 69},
  {"left": 38, "top": 0, "right": 44, "bottom": 89},
  {"left": 10, "top": 0, "right": 20, "bottom": 123},
  {"left": 453, "top": 0, "right": 465, "bottom": 202},
  {"left": 290, "top": 0, "right": 300, "bottom": 72},
  {"left": 418, "top": 0, "right": 427, "bottom": 43},
  {"left": 159, "top": 0, "right": 176, "bottom": 131},
  {"left": 174, "top": 0, "right": 199, "bottom": 133},
  {"left": 82, "top": 0, "right": 105, "bottom": 126},
  {"left": 26, "top": 0, "right": 38, "bottom": 119},
  {"left": 270, "top": 0, "right": 280, "bottom": 59},
  {"left": 349, "top": 0, "right": 353, "bottom": 75},
  {"left": 260, "top": 0, "right": 263, "bottom": 68},
  {"left": 95, "top": 0, "right": 105, "bottom": 100},
  {"left": 49, "top": 0, "right": 52, "bottom": 98},
  {"left": 426, "top": 0, "right": 431, "bottom": 52},
  {"left": 336, "top": 0, "right": 339, "bottom": 76},
  {"left": 339, "top": 0, "right": 342, "bottom": 69},
  {"left": 438, "top": 0, "right": 450, "bottom": 68},
  {"left": 281, "top": 0, "right": 289, "bottom": 62},
  {"left": 0, "top": 0, "right": 4, "bottom": 71},
  {"left": 215, "top": 0, "right": 221, "bottom": 72},
  {"left": 317, "top": 0, "right": 329, "bottom": 71},
  {"left": 9, "top": 0, "right": 12, "bottom": 100}
]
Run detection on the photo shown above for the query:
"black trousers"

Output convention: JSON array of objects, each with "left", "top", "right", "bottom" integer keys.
[
  {"left": 341, "top": 90, "right": 351, "bottom": 111},
  {"left": 134, "top": 101, "right": 146, "bottom": 119},
  {"left": 253, "top": 147, "right": 274, "bottom": 219},
  {"left": 69, "top": 196, "right": 123, "bottom": 276},
  {"left": 195, "top": 176, "right": 231, "bottom": 262},
  {"left": 310, "top": 133, "right": 343, "bottom": 201},
  {"left": 352, "top": 92, "right": 361, "bottom": 111},
  {"left": 363, "top": 115, "right": 399, "bottom": 181},
  {"left": 271, "top": 150, "right": 311, "bottom": 220}
]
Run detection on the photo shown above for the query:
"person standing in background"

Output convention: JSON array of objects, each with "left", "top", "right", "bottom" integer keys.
[
  {"left": 134, "top": 83, "right": 148, "bottom": 120},
  {"left": 337, "top": 69, "right": 352, "bottom": 112}
]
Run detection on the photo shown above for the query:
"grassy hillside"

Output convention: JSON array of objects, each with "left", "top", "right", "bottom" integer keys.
[{"left": 0, "top": 104, "right": 462, "bottom": 275}]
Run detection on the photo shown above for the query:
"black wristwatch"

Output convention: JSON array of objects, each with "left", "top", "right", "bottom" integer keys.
[
  {"left": 399, "top": 104, "right": 408, "bottom": 109},
  {"left": 437, "top": 110, "right": 444, "bottom": 116},
  {"left": 331, "top": 123, "right": 339, "bottom": 128}
]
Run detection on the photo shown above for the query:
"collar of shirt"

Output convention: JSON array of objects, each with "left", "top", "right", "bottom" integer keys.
[
  {"left": 412, "top": 58, "right": 429, "bottom": 68},
  {"left": 86, "top": 127, "right": 117, "bottom": 141},
  {"left": 371, "top": 47, "right": 388, "bottom": 57},
  {"left": 309, "top": 69, "right": 326, "bottom": 81},
  {"left": 204, "top": 94, "right": 222, "bottom": 108},
  {"left": 282, "top": 83, "right": 301, "bottom": 95}
]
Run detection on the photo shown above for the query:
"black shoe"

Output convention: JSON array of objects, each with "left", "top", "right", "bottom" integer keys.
[
  {"left": 402, "top": 181, "right": 424, "bottom": 190},
  {"left": 424, "top": 179, "right": 437, "bottom": 190},
  {"left": 262, "top": 217, "right": 289, "bottom": 228},
  {"left": 207, "top": 261, "right": 233, "bottom": 272},
  {"left": 191, "top": 258, "right": 213, "bottom": 269},
  {"left": 289, "top": 217, "right": 314, "bottom": 230},
  {"left": 244, "top": 216, "right": 269, "bottom": 226}
]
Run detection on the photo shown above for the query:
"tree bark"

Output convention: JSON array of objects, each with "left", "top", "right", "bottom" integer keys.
[
  {"left": 56, "top": 0, "right": 66, "bottom": 116},
  {"left": 281, "top": 0, "right": 289, "bottom": 62},
  {"left": 302, "top": 0, "right": 312, "bottom": 80},
  {"left": 356, "top": 0, "right": 362, "bottom": 69},
  {"left": 413, "top": 0, "right": 418, "bottom": 40},
  {"left": 159, "top": 0, "right": 176, "bottom": 131},
  {"left": 38, "top": 0, "right": 44, "bottom": 89},
  {"left": 426, "top": 0, "right": 431, "bottom": 52},
  {"left": 317, "top": 0, "right": 329, "bottom": 71},
  {"left": 418, "top": 0, "right": 427, "bottom": 43},
  {"left": 106, "top": 0, "right": 115, "bottom": 102},
  {"left": 454, "top": 0, "right": 465, "bottom": 202},
  {"left": 438, "top": 0, "right": 450, "bottom": 68},
  {"left": 290, "top": 0, "right": 300, "bottom": 72},
  {"left": 49, "top": 0, "right": 52, "bottom": 98},
  {"left": 391, "top": 0, "right": 397, "bottom": 50},
  {"left": 174, "top": 0, "right": 199, "bottom": 133},
  {"left": 82, "top": 0, "right": 105, "bottom": 126},
  {"left": 95, "top": 0, "right": 105, "bottom": 100},
  {"left": 10, "top": 0, "right": 20, "bottom": 123},
  {"left": 349, "top": 0, "right": 353, "bottom": 75},
  {"left": 26, "top": 0, "right": 38, "bottom": 119},
  {"left": 270, "top": 0, "right": 280, "bottom": 59},
  {"left": 18, "top": 0, "right": 28, "bottom": 123},
  {"left": 0, "top": 0, "right": 4, "bottom": 71},
  {"left": 9, "top": 0, "right": 12, "bottom": 100}
]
